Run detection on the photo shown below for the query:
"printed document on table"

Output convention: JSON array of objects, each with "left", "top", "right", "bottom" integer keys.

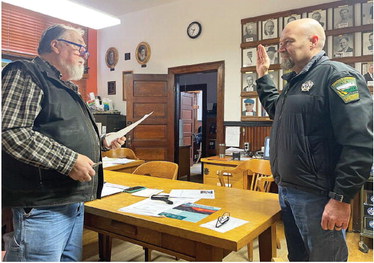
[
  {"left": 200, "top": 217, "right": 249, "bottom": 233},
  {"left": 101, "top": 183, "right": 128, "bottom": 197},
  {"left": 131, "top": 188, "right": 163, "bottom": 197},
  {"left": 102, "top": 157, "right": 136, "bottom": 168},
  {"left": 118, "top": 197, "right": 199, "bottom": 217},
  {"left": 105, "top": 112, "right": 153, "bottom": 145},
  {"left": 169, "top": 189, "right": 215, "bottom": 199}
]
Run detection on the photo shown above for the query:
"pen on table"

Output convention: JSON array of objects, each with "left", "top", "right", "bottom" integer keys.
[{"left": 92, "top": 161, "right": 102, "bottom": 168}]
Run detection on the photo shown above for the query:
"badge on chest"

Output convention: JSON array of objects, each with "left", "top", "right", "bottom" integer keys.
[{"left": 301, "top": 80, "right": 314, "bottom": 92}]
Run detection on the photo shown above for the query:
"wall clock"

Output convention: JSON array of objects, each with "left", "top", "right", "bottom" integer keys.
[{"left": 187, "top": 21, "right": 202, "bottom": 39}]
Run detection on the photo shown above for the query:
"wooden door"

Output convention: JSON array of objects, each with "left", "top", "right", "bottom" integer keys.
[
  {"left": 180, "top": 92, "right": 194, "bottom": 147},
  {"left": 180, "top": 92, "right": 195, "bottom": 165},
  {"left": 124, "top": 73, "right": 174, "bottom": 161}
]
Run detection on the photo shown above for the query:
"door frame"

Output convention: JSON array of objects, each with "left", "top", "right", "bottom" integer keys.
[{"left": 168, "top": 61, "right": 225, "bottom": 162}]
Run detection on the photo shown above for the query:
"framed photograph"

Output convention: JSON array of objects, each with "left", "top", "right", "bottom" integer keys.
[
  {"left": 242, "top": 97, "right": 258, "bottom": 117},
  {"left": 284, "top": 14, "right": 301, "bottom": 26},
  {"left": 333, "top": 34, "right": 354, "bottom": 58},
  {"left": 135, "top": 42, "right": 151, "bottom": 65},
  {"left": 242, "top": 47, "right": 257, "bottom": 67},
  {"left": 105, "top": 47, "right": 119, "bottom": 69},
  {"left": 362, "top": 62, "right": 373, "bottom": 86},
  {"left": 107, "top": 81, "right": 116, "bottom": 95},
  {"left": 333, "top": 5, "right": 354, "bottom": 29},
  {"left": 242, "top": 72, "right": 257, "bottom": 92},
  {"left": 268, "top": 70, "right": 279, "bottom": 90},
  {"left": 265, "top": 45, "right": 279, "bottom": 64},
  {"left": 262, "top": 18, "right": 278, "bottom": 40},
  {"left": 362, "top": 31, "right": 373, "bottom": 56},
  {"left": 308, "top": 9, "right": 327, "bottom": 30},
  {"left": 362, "top": 1, "right": 373, "bottom": 25},
  {"left": 243, "top": 22, "right": 258, "bottom": 42}
]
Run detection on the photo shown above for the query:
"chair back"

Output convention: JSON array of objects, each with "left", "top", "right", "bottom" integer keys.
[
  {"left": 102, "top": 148, "right": 139, "bottom": 159},
  {"left": 246, "top": 159, "right": 272, "bottom": 191},
  {"left": 132, "top": 161, "right": 178, "bottom": 180}
]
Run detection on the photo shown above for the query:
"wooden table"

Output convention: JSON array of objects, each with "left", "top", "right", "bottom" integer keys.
[
  {"left": 103, "top": 159, "right": 144, "bottom": 173},
  {"left": 84, "top": 170, "right": 281, "bottom": 261}
]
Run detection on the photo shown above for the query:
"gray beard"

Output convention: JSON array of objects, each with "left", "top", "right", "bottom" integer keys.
[
  {"left": 280, "top": 57, "right": 295, "bottom": 70},
  {"left": 65, "top": 64, "right": 84, "bottom": 81}
]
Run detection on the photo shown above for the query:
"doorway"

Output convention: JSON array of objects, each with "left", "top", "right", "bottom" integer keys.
[{"left": 168, "top": 61, "right": 224, "bottom": 181}]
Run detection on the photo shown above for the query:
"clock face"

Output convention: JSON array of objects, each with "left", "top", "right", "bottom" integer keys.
[{"left": 187, "top": 21, "right": 202, "bottom": 39}]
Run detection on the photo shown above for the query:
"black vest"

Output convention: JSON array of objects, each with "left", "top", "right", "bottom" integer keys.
[{"left": 2, "top": 57, "right": 103, "bottom": 207}]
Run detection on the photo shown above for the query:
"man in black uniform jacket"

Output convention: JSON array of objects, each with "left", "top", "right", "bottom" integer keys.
[{"left": 256, "top": 18, "right": 373, "bottom": 261}]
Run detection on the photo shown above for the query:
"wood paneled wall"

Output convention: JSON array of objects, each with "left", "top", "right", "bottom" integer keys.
[{"left": 241, "top": 126, "right": 271, "bottom": 152}]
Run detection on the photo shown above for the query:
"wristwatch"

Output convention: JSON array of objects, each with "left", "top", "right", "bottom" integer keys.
[{"left": 328, "top": 191, "right": 344, "bottom": 202}]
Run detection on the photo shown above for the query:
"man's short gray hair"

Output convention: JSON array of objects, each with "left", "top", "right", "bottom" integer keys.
[{"left": 37, "top": 24, "right": 84, "bottom": 55}]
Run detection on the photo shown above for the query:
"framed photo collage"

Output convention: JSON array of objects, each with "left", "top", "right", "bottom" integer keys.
[{"left": 240, "top": 0, "right": 373, "bottom": 121}]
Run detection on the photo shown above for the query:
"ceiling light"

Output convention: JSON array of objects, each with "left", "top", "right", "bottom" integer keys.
[{"left": 3, "top": 0, "right": 121, "bottom": 29}]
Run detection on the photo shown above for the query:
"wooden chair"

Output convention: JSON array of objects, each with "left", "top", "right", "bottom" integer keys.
[
  {"left": 102, "top": 147, "right": 139, "bottom": 159},
  {"left": 132, "top": 161, "right": 178, "bottom": 180},
  {"left": 132, "top": 161, "right": 178, "bottom": 261},
  {"left": 217, "top": 159, "right": 279, "bottom": 261}
]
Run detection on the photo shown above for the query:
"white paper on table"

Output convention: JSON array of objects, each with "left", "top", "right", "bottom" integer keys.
[
  {"left": 102, "top": 157, "right": 136, "bottom": 167},
  {"left": 105, "top": 112, "right": 153, "bottom": 145},
  {"left": 101, "top": 183, "right": 128, "bottom": 197},
  {"left": 169, "top": 189, "right": 215, "bottom": 199},
  {"left": 118, "top": 197, "right": 199, "bottom": 217},
  {"left": 200, "top": 217, "right": 249, "bottom": 233},
  {"left": 225, "top": 127, "right": 240, "bottom": 147},
  {"left": 131, "top": 188, "right": 163, "bottom": 197}
]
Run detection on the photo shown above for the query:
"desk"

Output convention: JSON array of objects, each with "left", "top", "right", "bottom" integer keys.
[
  {"left": 84, "top": 170, "right": 281, "bottom": 261},
  {"left": 103, "top": 159, "right": 144, "bottom": 173},
  {"left": 201, "top": 156, "right": 244, "bottom": 188}
]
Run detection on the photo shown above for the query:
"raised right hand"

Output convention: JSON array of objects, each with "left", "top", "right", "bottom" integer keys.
[
  {"left": 68, "top": 154, "right": 95, "bottom": 182},
  {"left": 256, "top": 44, "right": 270, "bottom": 78}
]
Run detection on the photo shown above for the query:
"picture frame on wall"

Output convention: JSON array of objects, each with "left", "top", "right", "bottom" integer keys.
[
  {"left": 308, "top": 9, "right": 327, "bottom": 30},
  {"left": 242, "top": 72, "right": 257, "bottom": 92},
  {"left": 242, "top": 97, "right": 258, "bottom": 117},
  {"left": 283, "top": 14, "right": 301, "bottom": 26},
  {"left": 333, "top": 5, "right": 354, "bottom": 29},
  {"left": 135, "top": 41, "right": 151, "bottom": 65},
  {"left": 105, "top": 47, "right": 119, "bottom": 69},
  {"left": 265, "top": 45, "right": 279, "bottom": 64},
  {"left": 362, "top": 1, "right": 373, "bottom": 25},
  {"left": 262, "top": 18, "right": 278, "bottom": 40},
  {"left": 243, "top": 22, "right": 258, "bottom": 42},
  {"left": 362, "top": 62, "right": 373, "bottom": 86},
  {"left": 362, "top": 31, "right": 373, "bottom": 56},
  {"left": 242, "top": 47, "right": 257, "bottom": 67},
  {"left": 333, "top": 34, "right": 354, "bottom": 58},
  {"left": 107, "top": 81, "right": 116, "bottom": 95}
]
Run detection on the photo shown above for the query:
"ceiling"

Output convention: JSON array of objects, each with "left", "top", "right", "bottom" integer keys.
[{"left": 70, "top": 0, "right": 178, "bottom": 17}]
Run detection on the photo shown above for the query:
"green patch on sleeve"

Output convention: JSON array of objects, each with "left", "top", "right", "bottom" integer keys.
[{"left": 330, "top": 77, "right": 360, "bottom": 103}]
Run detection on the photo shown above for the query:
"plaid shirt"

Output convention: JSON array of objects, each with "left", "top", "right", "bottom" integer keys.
[{"left": 2, "top": 62, "right": 78, "bottom": 175}]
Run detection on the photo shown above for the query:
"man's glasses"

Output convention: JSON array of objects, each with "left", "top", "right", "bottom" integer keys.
[
  {"left": 57, "top": 39, "right": 90, "bottom": 60},
  {"left": 215, "top": 212, "right": 230, "bottom": 228}
]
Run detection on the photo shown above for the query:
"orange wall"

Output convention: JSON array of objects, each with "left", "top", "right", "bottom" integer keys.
[{"left": 86, "top": 29, "right": 98, "bottom": 96}]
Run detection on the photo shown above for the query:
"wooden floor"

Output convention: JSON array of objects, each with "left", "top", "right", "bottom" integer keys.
[{"left": 82, "top": 222, "right": 373, "bottom": 262}]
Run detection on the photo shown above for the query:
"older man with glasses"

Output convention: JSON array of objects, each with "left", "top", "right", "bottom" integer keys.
[{"left": 2, "top": 24, "right": 125, "bottom": 261}]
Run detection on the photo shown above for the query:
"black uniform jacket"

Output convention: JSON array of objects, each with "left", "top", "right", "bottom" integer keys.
[{"left": 256, "top": 52, "right": 373, "bottom": 203}]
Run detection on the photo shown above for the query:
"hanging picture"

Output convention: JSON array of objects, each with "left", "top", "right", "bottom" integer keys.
[
  {"left": 308, "top": 9, "right": 327, "bottom": 30},
  {"left": 107, "top": 81, "right": 116, "bottom": 95},
  {"left": 136, "top": 42, "right": 151, "bottom": 65},
  {"left": 105, "top": 47, "right": 119, "bottom": 69}
]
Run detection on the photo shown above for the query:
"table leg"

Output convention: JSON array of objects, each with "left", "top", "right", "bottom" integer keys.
[
  {"left": 98, "top": 233, "right": 112, "bottom": 261},
  {"left": 258, "top": 224, "right": 277, "bottom": 261}
]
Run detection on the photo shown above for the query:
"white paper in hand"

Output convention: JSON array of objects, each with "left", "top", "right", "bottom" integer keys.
[{"left": 105, "top": 112, "right": 153, "bottom": 145}]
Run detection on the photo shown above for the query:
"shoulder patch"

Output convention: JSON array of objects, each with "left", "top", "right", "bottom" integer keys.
[{"left": 330, "top": 77, "right": 360, "bottom": 103}]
